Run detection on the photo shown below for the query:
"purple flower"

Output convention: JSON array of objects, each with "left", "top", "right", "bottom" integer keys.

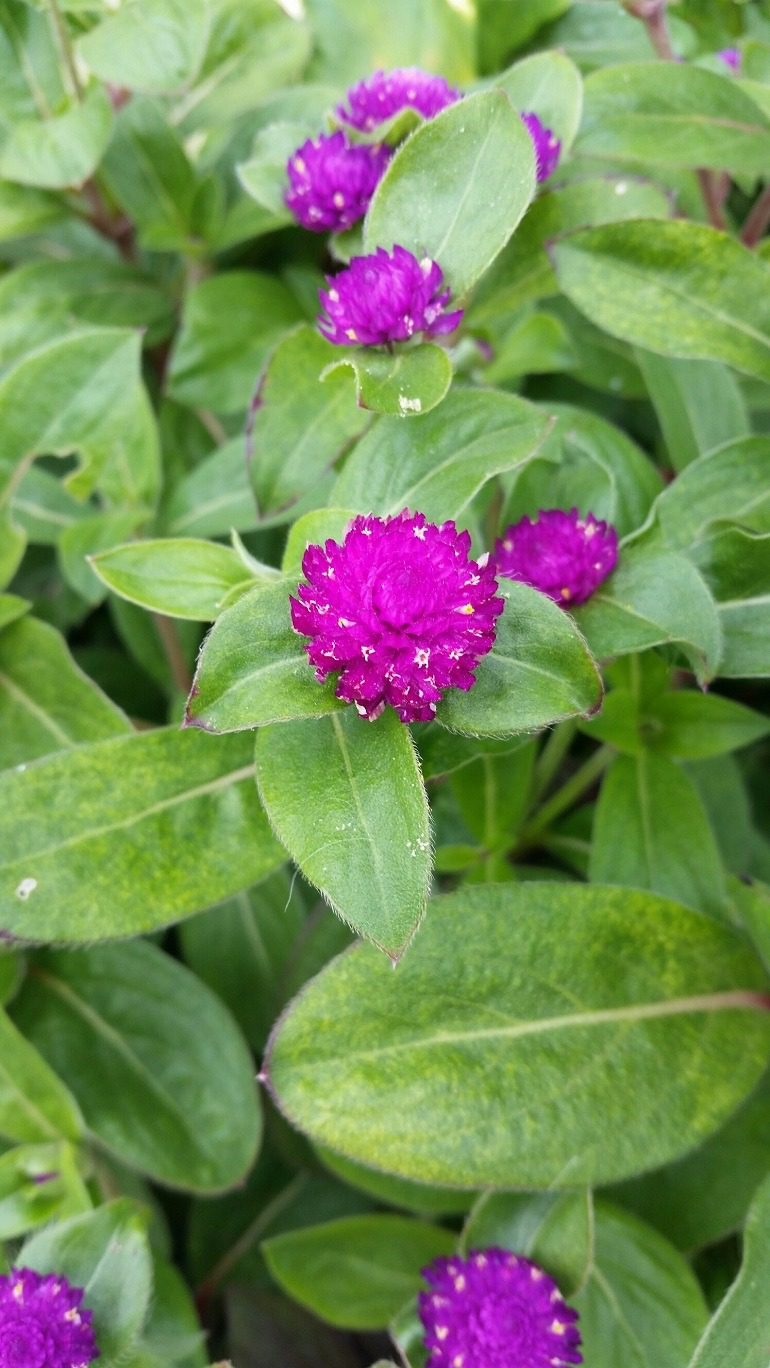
[
  {"left": 0, "top": 1267, "right": 99, "bottom": 1368},
  {"left": 285, "top": 131, "right": 390, "bottom": 233},
  {"left": 494, "top": 508, "right": 618, "bottom": 607},
  {"left": 337, "top": 67, "right": 461, "bottom": 132},
  {"left": 717, "top": 47, "right": 741, "bottom": 72},
  {"left": 419, "top": 1248, "right": 582, "bottom": 1368},
  {"left": 521, "top": 112, "right": 562, "bottom": 182},
  {"left": 290, "top": 510, "right": 504, "bottom": 723},
  {"left": 318, "top": 245, "right": 463, "bottom": 347}
]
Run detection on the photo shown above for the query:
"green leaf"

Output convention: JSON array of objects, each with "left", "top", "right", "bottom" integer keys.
[
  {"left": 250, "top": 325, "right": 368, "bottom": 516},
  {"left": 365, "top": 90, "right": 535, "bottom": 296},
  {"left": 262, "top": 1215, "right": 454, "bottom": 1330},
  {"left": 0, "top": 327, "right": 141, "bottom": 468},
  {"left": 0, "top": 1140, "right": 91, "bottom": 1240},
  {"left": 0, "top": 1007, "right": 83, "bottom": 1144},
  {"left": 687, "top": 1172, "right": 770, "bottom": 1367},
  {"left": 90, "top": 538, "right": 260, "bottom": 621},
  {"left": 495, "top": 50, "right": 583, "bottom": 150},
  {"left": 0, "top": 593, "right": 29, "bottom": 631},
  {"left": 316, "top": 1146, "right": 473, "bottom": 1217},
  {"left": 59, "top": 509, "right": 143, "bottom": 607},
  {"left": 552, "top": 221, "right": 770, "bottom": 385},
  {"left": 179, "top": 870, "right": 307, "bottom": 1052},
  {"left": 77, "top": 0, "right": 210, "bottom": 94},
  {"left": 99, "top": 97, "right": 198, "bottom": 252},
  {"left": 185, "top": 580, "right": 342, "bottom": 733},
  {"left": 611, "top": 1070, "right": 770, "bottom": 1252},
  {"left": 502, "top": 402, "right": 663, "bottom": 540},
  {"left": 305, "top": 0, "right": 474, "bottom": 85},
  {"left": 164, "top": 438, "right": 257, "bottom": 539},
  {"left": 589, "top": 753, "right": 728, "bottom": 919},
  {"left": 574, "top": 546, "right": 722, "bottom": 685},
  {"left": 644, "top": 437, "right": 770, "bottom": 550},
  {"left": 0, "top": 84, "right": 113, "bottom": 189},
  {"left": 281, "top": 509, "right": 356, "bottom": 576},
  {"left": 22, "top": 1200, "right": 153, "bottom": 1366},
  {"left": 575, "top": 1202, "right": 708, "bottom": 1368},
  {"left": 331, "top": 389, "right": 550, "bottom": 522},
  {"left": 11, "top": 464, "right": 88, "bottom": 545},
  {"left": 461, "top": 1189, "right": 593, "bottom": 1295},
  {"left": 578, "top": 62, "right": 770, "bottom": 175},
  {"left": 237, "top": 122, "right": 307, "bottom": 220},
  {"left": 469, "top": 178, "right": 672, "bottom": 324},
  {"left": 321, "top": 344, "right": 453, "bottom": 419},
  {"left": 0, "top": 182, "right": 67, "bottom": 241},
  {"left": 0, "top": 727, "right": 283, "bottom": 942},
  {"left": 691, "top": 525, "right": 770, "bottom": 678},
  {"left": 642, "top": 693, "right": 770, "bottom": 760},
  {"left": 636, "top": 353, "right": 749, "bottom": 473},
  {"left": 256, "top": 710, "right": 431, "bottom": 959},
  {"left": 15, "top": 941, "right": 262, "bottom": 1192},
  {"left": 168, "top": 272, "right": 303, "bottom": 414},
  {"left": 266, "top": 883, "right": 770, "bottom": 1188},
  {"left": 0, "top": 616, "right": 130, "bottom": 768},
  {"left": 436, "top": 582, "right": 603, "bottom": 737}
]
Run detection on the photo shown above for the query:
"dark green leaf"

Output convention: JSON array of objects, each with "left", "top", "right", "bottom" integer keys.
[
  {"left": 636, "top": 353, "right": 749, "bottom": 473},
  {"left": 14, "top": 942, "right": 262, "bottom": 1191},
  {"left": 461, "top": 1189, "right": 593, "bottom": 1295},
  {"left": 687, "top": 1172, "right": 770, "bottom": 1367}
]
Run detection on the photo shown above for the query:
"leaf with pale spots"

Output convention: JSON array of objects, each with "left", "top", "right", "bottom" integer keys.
[{"left": 321, "top": 343, "right": 452, "bottom": 418}]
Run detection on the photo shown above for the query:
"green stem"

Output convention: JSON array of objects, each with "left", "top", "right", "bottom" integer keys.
[
  {"left": 517, "top": 744, "right": 614, "bottom": 852},
  {"left": 47, "top": 0, "right": 84, "bottom": 102},
  {"left": 531, "top": 719, "right": 578, "bottom": 803}
]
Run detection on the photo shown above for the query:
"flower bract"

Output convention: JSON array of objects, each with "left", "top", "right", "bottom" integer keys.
[
  {"left": 717, "top": 47, "right": 741, "bottom": 71},
  {"left": 521, "top": 111, "right": 562, "bottom": 182},
  {"left": 318, "top": 245, "right": 463, "bottom": 347},
  {"left": 285, "top": 131, "right": 390, "bottom": 232},
  {"left": 337, "top": 67, "right": 460, "bottom": 131},
  {"left": 419, "top": 1247, "right": 582, "bottom": 1368},
  {"left": 494, "top": 507, "right": 618, "bottom": 606},
  {"left": 290, "top": 510, "right": 504, "bottom": 723},
  {"left": 0, "top": 1267, "right": 99, "bottom": 1368}
]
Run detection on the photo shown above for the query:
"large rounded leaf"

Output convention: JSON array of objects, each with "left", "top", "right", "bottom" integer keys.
[{"left": 266, "top": 883, "right": 770, "bottom": 1188}]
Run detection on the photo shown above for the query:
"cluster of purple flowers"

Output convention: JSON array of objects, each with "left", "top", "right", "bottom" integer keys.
[
  {"left": 419, "top": 1247, "right": 582, "bottom": 1367},
  {"left": 283, "top": 67, "right": 562, "bottom": 351},
  {"left": 0, "top": 1267, "right": 99, "bottom": 1368},
  {"left": 292, "top": 506, "right": 617, "bottom": 724}
]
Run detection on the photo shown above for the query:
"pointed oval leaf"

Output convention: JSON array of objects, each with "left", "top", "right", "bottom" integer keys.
[
  {"left": 256, "top": 710, "right": 431, "bottom": 958},
  {"left": 437, "top": 582, "right": 603, "bottom": 737},
  {"left": 14, "top": 941, "right": 262, "bottom": 1191},
  {"left": 90, "top": 538, "right": 261, "bottom": 621},
  {"left": 266, "top": 883, "right": 770, "bottom": 1187},
  {"left": 365, "top": 89, "right": 535, "bottom": 295}
]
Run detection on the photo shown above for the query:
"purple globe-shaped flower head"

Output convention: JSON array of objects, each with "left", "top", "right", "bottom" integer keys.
[
  {"left": 419, "top": 1248, "right": 582, "bottom": 1368},
  {"left": 285, "top": 131, "right": 390, "bottom": 233},
  {"left": 0, "top": 1267, "right": 99, "bottom": 1368},
  {"left": 494, "top": 507, "right": 618, "bottom": 607},
  {"left": 318, "top": 245, "right": 463, "bottom": 347},
  {"left": 717, "top": 46, "right": 741, "bottom": 72},
  {"left": 291, "top": 510, "right": 504, "bottom": 723},
  {"left": 337, "top": 67, "right": 461, "bottom": 132},
  {"left": 521, "top": 112, "right": 562, "bottom": 182}
]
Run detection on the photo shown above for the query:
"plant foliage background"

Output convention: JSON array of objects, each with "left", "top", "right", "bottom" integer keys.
[{"left": 1, "top": 0, "right": 770, "bottom": 1363}]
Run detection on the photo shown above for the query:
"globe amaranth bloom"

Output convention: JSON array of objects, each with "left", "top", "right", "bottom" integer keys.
[
  {"left": 0, "top": 1267, "right": 99, "bottom": 1368},
  {"left": 717, "top": 46, "right": 741, "bottom": 71},
  {"left": 337, "top": 67, "right": 460, "bottom": 132},
  {"left": 521, "top": 111, "right": 562, "bottom": 182},
  {"left": 318, "top": 245, "right": 463, "bottom": 347},
  {"left": 419, "top": 1248, "right": 582, "bottom": 1368},
  {"left": 494, "top": 508, "right": 618, "bottom": 607},
  {"left": 290, "top": 510, "right": 504, "bottom": 723},
  {"left": 285, "top": 131, "right": 390, "bottom": 232}
]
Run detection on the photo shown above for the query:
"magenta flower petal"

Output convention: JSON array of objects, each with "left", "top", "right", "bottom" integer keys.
[
  {"left": 717, "top": 46, "right": 741, "bottom": 72},
  {"left": 318, "top": 245, "right": 463, "bottom": 347},
  {"left": 285, "top": 131, "right": 391, "bottom": 232},
  {"left": 494, "top": 507, "right": 618, "bottom": 607},
  {"left": 521, "top": 111, "right": 562, "bottom": 182},
  {"left": 0, "top": 1267, "right": 99, "bottom": 1368},
  {"left": 337, "top": 67, "right": 461, "bottom": 132},
  {"left": 291, "top": 510, "right": 504, "bottom": 723},
  {"left": 419, "top": 1248, "right": 582, "bottom": 1368}
]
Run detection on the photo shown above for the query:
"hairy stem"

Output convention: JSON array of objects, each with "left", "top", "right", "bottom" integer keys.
[
  {"left": 741, "top": 184, "right": 770, "bottom": 247},
  {"left": 517, "top": 744, "right": 614, "bottom": 853}
]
